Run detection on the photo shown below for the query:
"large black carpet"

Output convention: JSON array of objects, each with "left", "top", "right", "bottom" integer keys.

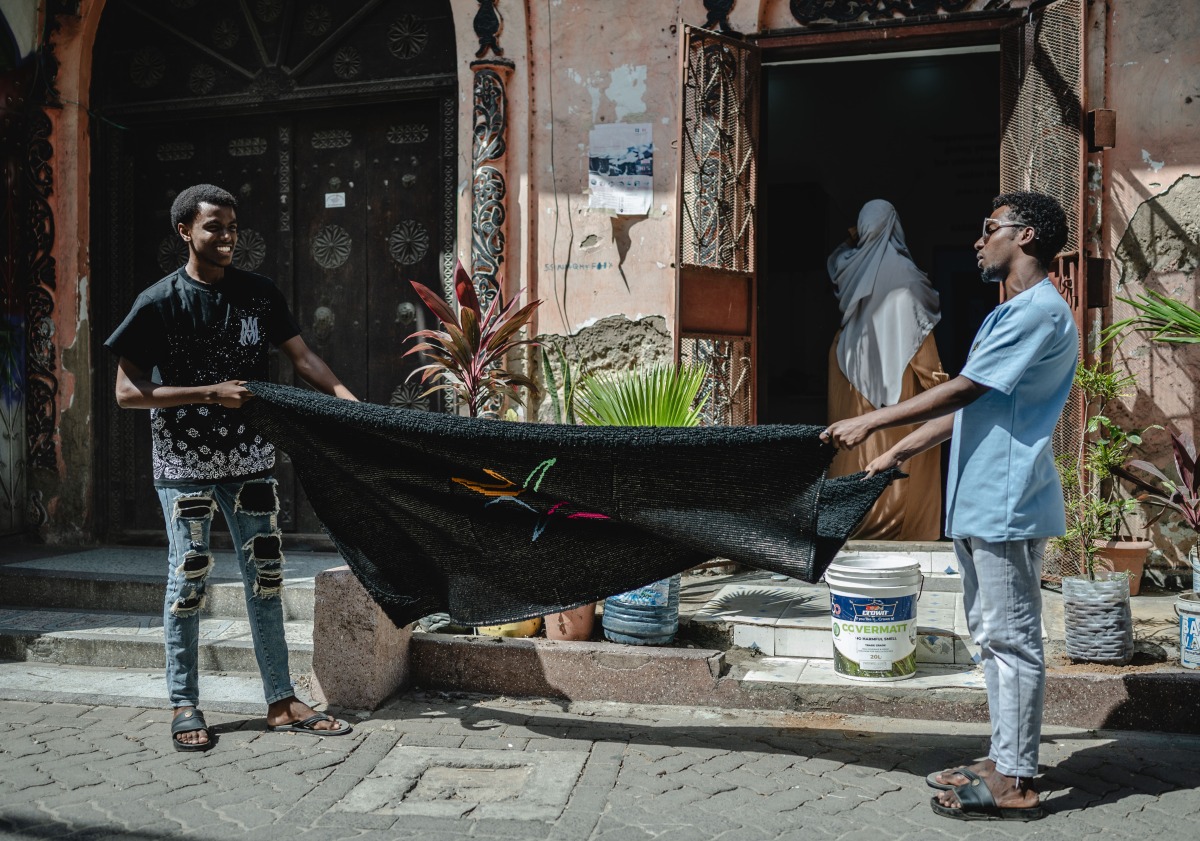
[{"left": 244, "top": 383, "right": 896, "bottom": 628}]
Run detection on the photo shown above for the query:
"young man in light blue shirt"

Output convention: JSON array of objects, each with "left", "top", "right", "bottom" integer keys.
[{"left": 822, "top": 192, "right": 1078, "bottom": 822}]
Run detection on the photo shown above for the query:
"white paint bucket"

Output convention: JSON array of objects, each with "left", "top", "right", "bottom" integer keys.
[
  {"left": 1176, "top": 592, "right": 1200, "bottom": 670},
  {"left": 825, "top": 555, "right": 923, "bottom": 681}
]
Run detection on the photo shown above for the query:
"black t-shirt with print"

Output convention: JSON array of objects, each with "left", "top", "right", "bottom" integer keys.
[{"left": 105, "top": 266, "right": 302, "bottom": 487}]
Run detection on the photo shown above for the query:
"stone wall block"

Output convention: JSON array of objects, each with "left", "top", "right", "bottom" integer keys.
[{"left": 311, "top": 566, "right": 411, "bottom": 710}]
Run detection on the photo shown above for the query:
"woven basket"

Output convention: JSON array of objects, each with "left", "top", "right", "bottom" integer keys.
[{"left": 1062, "top": 574, "right": 1134, "bottom": 665}]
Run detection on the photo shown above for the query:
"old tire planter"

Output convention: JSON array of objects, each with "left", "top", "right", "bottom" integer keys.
[{"left": 1062, "top": 573, "right": 1134, "bottom": 665}]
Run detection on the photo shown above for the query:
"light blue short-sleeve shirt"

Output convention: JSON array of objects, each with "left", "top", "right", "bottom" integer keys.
[{"left": 945, "top": 279, "right": 1079, "bottom": 541}]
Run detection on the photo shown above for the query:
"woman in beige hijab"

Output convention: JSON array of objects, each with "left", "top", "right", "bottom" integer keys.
[{"left": 827, "top": 199, "right": 946, "bottom": 540}]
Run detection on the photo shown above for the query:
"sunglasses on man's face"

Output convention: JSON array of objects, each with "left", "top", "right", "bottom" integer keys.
[{"left": 981, "top": 219, "right": 1031, "bottom": 241}]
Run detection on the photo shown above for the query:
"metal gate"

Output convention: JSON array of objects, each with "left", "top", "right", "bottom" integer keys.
[
  {"left": 1000, "top": 0, "right": 1087, "bottom": 579},
  {"left": 675, "top": 24, "right": 760, "bottom": 426}
]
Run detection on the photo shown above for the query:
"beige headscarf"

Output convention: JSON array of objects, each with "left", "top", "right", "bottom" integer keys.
[{"left": 828, "top": 199, "right": 941, "bottom": 409}]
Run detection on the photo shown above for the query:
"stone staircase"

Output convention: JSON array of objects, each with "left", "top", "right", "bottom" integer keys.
[
  {"left": 0, "top": 544, "right": 988, "bottom": 710},
  {"left": 0, "top": 546, "right": 344, "bottom": 707}
]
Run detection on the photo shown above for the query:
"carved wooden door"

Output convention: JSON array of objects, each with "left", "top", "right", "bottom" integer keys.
[
  {"left": 102, "top": 117, "right": 285, "bottom": 535},
  {"left": 287, "top": 101, "right": 447, "bottom": 533},
  {"left": 91, "top": 0, "right": 457, "bottom": 540},
  {"left": 100, "top": 102, "right": 450, "bottom": 538}
]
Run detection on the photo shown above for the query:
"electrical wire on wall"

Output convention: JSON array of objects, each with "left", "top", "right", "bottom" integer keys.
[{"left": 545, "top": 0, "right": 571, "bottom": 332}]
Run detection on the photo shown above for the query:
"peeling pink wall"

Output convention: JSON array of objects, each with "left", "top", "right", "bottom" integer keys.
[
  {"left": 525, "top": 0, "right": 687, "bottom": 337},
  {"left": 1103, "top": 0, "right": 1200, "bottom": 565},
  {"left": 33, "top": 1, "right": 104, "bottom": 543}
]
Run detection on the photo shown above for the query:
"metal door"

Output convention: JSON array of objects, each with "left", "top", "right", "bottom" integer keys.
[
  {"left": 999, "top": 0, "right": 1087, "bottom": 578},
  {"left": 675, "top": 24, "right": 761, "bottom": 426}
]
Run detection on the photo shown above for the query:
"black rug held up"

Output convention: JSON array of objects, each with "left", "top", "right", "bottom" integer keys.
[{"left": 243, "top": 382, "right": 897, "bottom": 628}]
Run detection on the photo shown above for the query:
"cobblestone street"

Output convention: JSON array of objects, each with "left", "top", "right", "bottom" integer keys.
[{"left": 1, "top": 694, "right": 1198, "bottom": 841}]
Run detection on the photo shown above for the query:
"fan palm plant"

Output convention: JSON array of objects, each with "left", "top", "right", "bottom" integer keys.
[
  {"left": 574, "top": 362, "right": 708, "bottom": 428},
  {"left": 403, "top": 261, "right": 541, "bottom": 418},
  {"left": 573, "top": 362, "right": 709, "bottom": 646}
]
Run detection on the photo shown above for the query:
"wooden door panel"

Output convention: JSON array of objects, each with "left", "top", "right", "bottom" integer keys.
[
  {"left": 364, "top": 99, "right": 444, "bottom": 407},
  {"left": 117, "top": 118, "right": 283, "bottom": 533}
]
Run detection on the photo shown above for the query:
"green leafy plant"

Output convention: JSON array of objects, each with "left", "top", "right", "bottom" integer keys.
[
  {"left": 1053, "top": 360, "right": 1156, "bottom": 578},
  {"left": 540, "top": 344, "right": 577, "bottom": 425},
  {"left": 574, "top": 362, "right": 708, "bottom": 428},
  {"left": 1115, "top": 430, "right": 1200, "bottom": 534},
  {"left": 1102, "top": 291, "right": 1200, "bottom": 346},
  {"left": 404, "top": 261, "right": 541, "bottom": 418}
]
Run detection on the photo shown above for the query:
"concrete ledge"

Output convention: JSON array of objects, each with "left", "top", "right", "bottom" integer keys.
[
  {"left": 410, "top": 634, "right": 730, "bottom": 706},
  {"left": 311, "top": 566, "right": 411, "bottom": 710},
  {"left": 1044, "top": 670, "right": 1200, "bottom": 733}
]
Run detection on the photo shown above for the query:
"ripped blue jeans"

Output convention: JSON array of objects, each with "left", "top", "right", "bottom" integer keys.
[{"left": 156, "top": 476, "right": 294, "bottom": 708}]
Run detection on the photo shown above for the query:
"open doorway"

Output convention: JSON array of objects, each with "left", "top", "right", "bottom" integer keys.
[{"left": 758, "top": 46, "right": 1001, "bottom": 429}]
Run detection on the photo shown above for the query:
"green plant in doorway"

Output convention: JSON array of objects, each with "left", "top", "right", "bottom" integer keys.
[{"left": 404, "top": 261, "right": 542, "bottom": 418}]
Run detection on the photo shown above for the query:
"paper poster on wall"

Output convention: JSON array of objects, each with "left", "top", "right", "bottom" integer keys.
[{"left": 588, "top": 123, "right": 653, "bottom": 215}]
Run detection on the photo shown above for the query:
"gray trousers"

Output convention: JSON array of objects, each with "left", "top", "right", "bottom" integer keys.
[{"left": 954, "top": 537, "right": 1047, "bottom": 779}]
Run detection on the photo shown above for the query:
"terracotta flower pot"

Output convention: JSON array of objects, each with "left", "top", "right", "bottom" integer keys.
[
  {"left": 1092, "top": 539, "right": 1152, "bottom": 596},
  {"left": 477, "top": 617, "right": 542, "bottom": 638},
  {"left": 544, "top": 603, "right": 597, "bottom": 641}
]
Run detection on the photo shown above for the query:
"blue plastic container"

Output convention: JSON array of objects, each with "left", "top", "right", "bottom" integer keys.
[{"left": 601, "top": 574, "right": 681, "bottom": 645}]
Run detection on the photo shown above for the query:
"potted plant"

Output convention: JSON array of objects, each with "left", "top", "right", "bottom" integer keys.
[
  {"left": 1052, "top": 360, "right": 1149, "bottom": 664},
  {"left": 1105, "top": 290, "right": 1200, "bottom": 588},
  {"left": 404, "top": 260, "right": 541, "bottom": 419},
  {"left": 1116, "top": 429, "right": 1200, "bottom": 596},
  {"left": 406, "top": 260, "right": 543, "bottom": 638},
  {"left": 532, "top": 342, "right": 599, "bottom": 641},
  {"left": 1072, "top": 360, "right": 1156, "bottom": 593},
  {"left": 573, "top": 362, "right": 708, "bottom": 646},
  {"left": 1117, "top": 431, "right": 1200, "bottom": 667}
]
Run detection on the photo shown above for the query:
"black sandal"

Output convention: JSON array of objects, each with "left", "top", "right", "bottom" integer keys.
[
  {"left": 929, "top": 769, "right": 1045, "bottom": 821},
  {"left": 171, "top": 707, "right": 214, "bottom": 752}
]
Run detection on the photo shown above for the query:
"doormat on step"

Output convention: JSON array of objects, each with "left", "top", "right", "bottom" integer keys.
[{"left": 243, "top": 382, "right": 896, "bottom": 628}]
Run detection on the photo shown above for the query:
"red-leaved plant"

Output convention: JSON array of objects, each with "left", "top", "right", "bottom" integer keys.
[
  {"left": 403, "top": 261, "right": 541, "bottom": 418},
  {"left": 1115, "top": 430, "right": 1200, "bottom": 533}
]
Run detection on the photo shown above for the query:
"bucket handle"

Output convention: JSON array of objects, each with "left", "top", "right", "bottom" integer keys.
[{"left": 918, "top": 572, "right": 925, "bottom": 600}]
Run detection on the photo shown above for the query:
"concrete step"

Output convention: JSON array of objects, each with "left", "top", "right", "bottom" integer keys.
[
  {"left": 0, "top": 607, "right": 314, "bottom": 674},
  {"left": 0, "top": 660, "right": 284, "bottom": 714},
  {"left": 0, "top": 546, "right": 345, "bottom": 620}
]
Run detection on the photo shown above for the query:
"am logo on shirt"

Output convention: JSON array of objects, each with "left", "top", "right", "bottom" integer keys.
[{"left": 240, "top": 316, "right": 260, "bottom": 346}]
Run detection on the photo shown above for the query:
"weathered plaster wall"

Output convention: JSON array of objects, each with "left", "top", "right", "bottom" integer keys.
[
  {"left": 525, "top": 0, "right": 693, "bottom": 345},
  {"left": 533, "top": 315, "right": 673, "bottom": 422},
  {"left": 33, "top": 1, "right": 104, "bottom": 543},
  {"left": 1104, "top": 0, "right": 1200, "bottom": 567}
]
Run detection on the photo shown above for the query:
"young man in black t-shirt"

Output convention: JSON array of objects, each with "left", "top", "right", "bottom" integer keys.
[{"left": 106, "top": 184, "right": 358, "bottom": 751}]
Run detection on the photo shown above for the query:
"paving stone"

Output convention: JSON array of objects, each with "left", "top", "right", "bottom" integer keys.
[
  {"left": 459, "top": 734, "right": 530, "bottom": 751},
  {"left": 397, "top": 733, "right": 464, "bottom": 749}
]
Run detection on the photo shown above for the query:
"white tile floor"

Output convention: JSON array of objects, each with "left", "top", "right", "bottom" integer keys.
[
  {"left": 690, "top": 551, "right": 994, "bottom": 671},
  {"left": 693, "top": 581, "right": 978, "bottom": 664},
  {"left": 742, "top": 656, "right": 987, "bottom": 689}
]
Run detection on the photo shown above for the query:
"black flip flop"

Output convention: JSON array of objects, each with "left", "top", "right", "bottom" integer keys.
[
  {"left": 267, "top": 713, "right": 353, "bottom": 736},
  {"left": 929, "top": 769, "right": 1045, "bottom": 821},
  {"left": 171, "top": 707, "right": 214, "bottom": 753}
]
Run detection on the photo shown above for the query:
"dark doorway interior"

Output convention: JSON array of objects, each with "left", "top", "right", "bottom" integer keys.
[{"left": 758, "top": 48, "right": 1001, "bottom": 428}]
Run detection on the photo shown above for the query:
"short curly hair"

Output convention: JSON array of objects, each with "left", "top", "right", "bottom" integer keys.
[
  {"left": 992, "top": 192, "right": 1068, "bottom": 269},
  {"left": 170, "top": 184, "right": 238, "bottom": 231}
]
